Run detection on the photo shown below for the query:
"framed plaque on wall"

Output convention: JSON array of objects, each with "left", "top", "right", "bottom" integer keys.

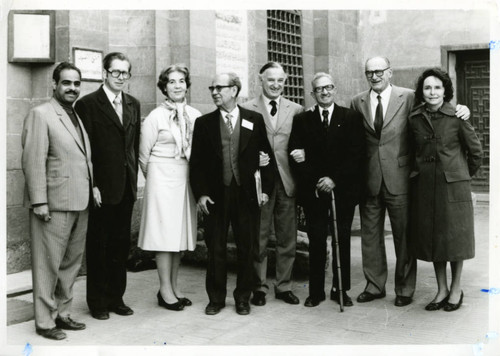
[
  {"left": 73, "top": 48, "right": 103, "bottom": 82},
  {"left": 8, "top": 10, "right": 55, "bottom": 63}
]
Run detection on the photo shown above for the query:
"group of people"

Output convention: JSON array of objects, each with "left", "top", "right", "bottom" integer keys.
[{"left": 21, "top": 51, "right": 482, "bottom": 340}]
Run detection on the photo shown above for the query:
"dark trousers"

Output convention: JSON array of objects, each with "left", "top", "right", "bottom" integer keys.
[
  {"left": 303, "top": 192, "right": 356, "bottom": 299},
  {"left": 204, "top": 180, "right": 258, "bottom": 305},
  {"left": 86, "top": 185, "right": 134, "bottom": 312}
]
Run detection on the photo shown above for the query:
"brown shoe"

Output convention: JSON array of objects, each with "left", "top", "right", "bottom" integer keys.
[
  {"left": 55, "top": 316, "right": 86, "bottom": 330},
  {"left": 36, "top": 327, "right": 67, "bottom": 340}
]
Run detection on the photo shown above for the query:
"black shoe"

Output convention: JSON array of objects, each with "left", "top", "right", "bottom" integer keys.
[
  {"left": 330, "top": 290, "right": 353, "bottom": 307},
  {"left": 444, "top": 291, "right": 464, "bottom": 312},
  {"left": 55, "top": 316, "right": 86, "bottom": 330},
  {"left": 205, "top": 302, "right": 225, "bottom": 315},
  {"left": 235, "top": 301, "right": 250, "bottom": 315},
  {"left": 425, "top": 295, "right": 449, "bottom": 311},
  {"left": 394, "top": 295, "right": 413, "bottom": 307},
  {"left": 36, "top": 327, "right": 67, "bottom": 340},
  {"left": 251, "top": 291, "right": 266, "bottom": 306},
  {"left": 90, "top": 309, "right": 109, "bottom": 320},
  {"left": 157, "top": 291, "right": 184, "bottom": 311},
  {"left": 276, "top": 291, "right": 300, "bottom": 305},
  {"left": 356, "top": 290, "right": 386, "bottom": 303},
  {"left": 304, "top": 295, "right": 325, "bottom": 307},
  {"left": 177, "top": 297, "right": 192, "bottom": 307},
  {"left": 111, "top": 304, "right": 134, "bottom": 316}
]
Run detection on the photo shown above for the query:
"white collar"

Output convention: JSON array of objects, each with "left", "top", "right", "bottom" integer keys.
[
  {"left": 262, "top": 95, "right": 281, "bottom": 107},
  {"left": 103, "top": 84, "right": 122, "bottom": 105},
  {"left": 370, "top": 84, "right": 392, "bottom": 101}
]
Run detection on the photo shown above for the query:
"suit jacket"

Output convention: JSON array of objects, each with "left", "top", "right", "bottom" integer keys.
[
  {"left": 288, "top": 104, "right": 365, "bottom": 206},
  {"left": 189, "top": 106, "right": 274, "bottom": 210},
  {"left": 22, "top": 98, "right": 93, "bottom": 211},
  {"left": 350, "top": 85, "right": 415, "bottom": 196},
  {"left": 75, "top": 86, "right": 141, "bottom": 204},
  {"left": 241, "top": 95, "right": 303, "bottom": 197}
]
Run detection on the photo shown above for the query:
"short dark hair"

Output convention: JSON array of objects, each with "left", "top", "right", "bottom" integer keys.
[
  {"left": 259, "top": 61, "right": 285, "bottom": 75},
  {"left": 157, "top": 64, "right": 192, "bottom": 98},
  {"left": 415, "top": 67, "right": 454, "bottom": 103},
  {"left": 52, "top": 62, "right": 81, "bottom": 83},
  {"left": 103, "top": 52, "right": 131, "bottom": 72}
]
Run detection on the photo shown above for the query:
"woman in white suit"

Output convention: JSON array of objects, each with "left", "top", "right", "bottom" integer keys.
[{"left": 138, "top": 64, "right": 201, "bottom": 311}]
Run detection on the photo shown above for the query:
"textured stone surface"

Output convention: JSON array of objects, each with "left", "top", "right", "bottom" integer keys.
[
  {"left": 7, "top": 241, "right": 32, "bottom": 274},
  {"left": 6, "top": 170, "right": 25, "bottom": 207}
]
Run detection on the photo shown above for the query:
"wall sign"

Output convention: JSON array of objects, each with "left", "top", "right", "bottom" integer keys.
[{"left": 73, "top": 48, "right": 103, "bottom": 81}]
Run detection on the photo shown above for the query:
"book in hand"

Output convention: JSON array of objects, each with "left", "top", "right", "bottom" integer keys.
[{"left": 255, "top": 169, "right": 262, "bottom": 205}]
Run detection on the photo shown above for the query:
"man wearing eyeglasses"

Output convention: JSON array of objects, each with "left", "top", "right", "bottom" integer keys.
[
  {"left": 350, "top": 56, "right": 469, "bottom": 307},
  {"left": 240, "top": 62, "right": 303, "bottom": 307},
  {"left": 190, "top": 72, "right": 274, "bottom": 316},
  {"left": 288, "top": 72, "right": 365, "bottom": 307},
  {"left": 75, "top": 52, "right": 141, "bottom": 320}
]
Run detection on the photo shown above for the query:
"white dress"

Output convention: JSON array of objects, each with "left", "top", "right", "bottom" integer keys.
[{"left": 138, "top": 102, "right": 201, "bottom": 252}]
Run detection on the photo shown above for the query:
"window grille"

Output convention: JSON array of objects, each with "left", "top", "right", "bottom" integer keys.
[{"left": 267, "top": 10, "right": 304, "bottom": 105}]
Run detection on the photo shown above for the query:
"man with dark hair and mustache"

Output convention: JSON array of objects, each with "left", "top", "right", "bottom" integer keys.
[
  {"left": 289, "top": 72, "right": 365, "bottom": 307},
  {"left": 241, "top": 62, "right": 303, "bottom": 307},
  {"left": 22, "top": 62, "right": 93, "bottom": 340}
]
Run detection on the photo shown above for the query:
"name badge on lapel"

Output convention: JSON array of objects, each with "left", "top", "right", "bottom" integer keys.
[{"left": 241, "top": 119, "right": 254, "bottom": 131}]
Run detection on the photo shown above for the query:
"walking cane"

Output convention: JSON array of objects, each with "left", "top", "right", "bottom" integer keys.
[{"left": 331, "top": 191, "right": 344, "bottom": 312}]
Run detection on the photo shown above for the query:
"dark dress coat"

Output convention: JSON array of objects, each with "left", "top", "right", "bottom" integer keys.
[{"left": 408, "top": 102, "right": 482, "bottom": 262}]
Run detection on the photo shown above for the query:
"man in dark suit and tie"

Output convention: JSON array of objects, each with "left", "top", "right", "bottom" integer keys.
[
  {"left": 190, "top": 72, "right": 274, "bottom": 315},
  {"left": 289, "top": 72, "right": 365, "bottom": 307},
  {"left": 241, "top": 62, "right": 303, "bottom": 306},
  {"left": 22, "top": 62, "right": 93, "bottom": 340},
  {"left": 350, "top": 56, "right": 469, "bottom": 307},
  {"left": 75, "top": 52, "right": 141, "bottom": 320}
]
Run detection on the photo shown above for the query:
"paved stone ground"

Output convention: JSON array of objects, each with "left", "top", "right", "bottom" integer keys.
[{"left": 3, "top": 204, "right": 498, "bottom": 356}]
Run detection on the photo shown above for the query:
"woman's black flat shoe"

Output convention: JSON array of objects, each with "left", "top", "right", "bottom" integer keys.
[
  {"left": 443, "top": 291, "right": 463, "bottom": 312},
  {"left": 425, "top": 295, "right": 449, "bottom": 311},
  {"left": 178, "top": 297, "right": 192, "bottom": 307},
  {"left": 157, "top": 291, "right": 184, "bottom": 311}
]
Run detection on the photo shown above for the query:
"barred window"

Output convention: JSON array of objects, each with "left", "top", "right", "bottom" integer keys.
[{"left": 267, "top": 10, "right": 304, "bottom": 105}]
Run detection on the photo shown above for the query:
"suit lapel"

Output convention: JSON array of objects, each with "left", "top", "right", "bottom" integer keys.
[
  {"left": 238, "top": 107, "right": 252, "bottom": 153},
  {"left": 96, "top": 87, "right": 124, "bottom": 130},
  {"left": 122, "top": 93, "right": 133, "bottom": 130},
  {"left": 359, "top": 91, "right": 375, "bottom": 131},
  {"left": 209, "top": 110, "right": 223, "bottom": 158},
  {"left": 275, "top": 97, "right": 290, "bottom": 132},
  {"left": 257, "top": 96, "right": 275, "bottom": 133},
  {"left": 383, "top": 86, "right": 405, "bottom": 129},
  {"left": 50, "top": 98, "right": 86, "bottom": 154}
]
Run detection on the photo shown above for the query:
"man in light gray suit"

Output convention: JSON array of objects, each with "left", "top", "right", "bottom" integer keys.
[
  {"left": 22, "top": 62, "right": 93, "bottom": 340},
  {"left": 242, "top": 62, "right": 303, "bottom": 306},
  {"left": 351, "top": 56, "right": 469, "bottom": 307}
]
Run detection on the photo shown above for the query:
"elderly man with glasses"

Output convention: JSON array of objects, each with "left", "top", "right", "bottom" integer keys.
[
  {"left": 75, "top": 52, "right": 141, "bottom": 320},
  {"left": 288, "top": 72, "right": 365, "bottom": 307},
  {"left": 350, "top": 56, "right": 470, "bottom": 307},
  {"left": 190, "top": 72, "right": 274, "bottom": 316}
]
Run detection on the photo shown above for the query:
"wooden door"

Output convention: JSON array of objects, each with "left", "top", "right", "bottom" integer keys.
[{"left": 456, "top": 49, "right": 490, "bottom": 191}]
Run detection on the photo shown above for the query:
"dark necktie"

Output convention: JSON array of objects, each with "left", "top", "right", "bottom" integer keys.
[
  {"left": 322, "top": 109, "right": 329, "bottom": 131},
  {"left": 374, "top": 95, "right": 383, "bottom": 138},
  {"left": 270, "top": 100, "right": 277, "bottom": 116}
]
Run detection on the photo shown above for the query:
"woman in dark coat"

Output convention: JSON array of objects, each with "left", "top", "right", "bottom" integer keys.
[{"left": 409, "top": 68, "right": 482, "bottom": 312}]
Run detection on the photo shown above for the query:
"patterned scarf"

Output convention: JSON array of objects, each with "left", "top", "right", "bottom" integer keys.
[{"left": 161, "top": 99, "right": 194, "bottom": 160}]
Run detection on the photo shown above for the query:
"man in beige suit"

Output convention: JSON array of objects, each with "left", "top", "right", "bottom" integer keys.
[
  {"left": 22, "top": 62, "right": 93, "bottom": 340},
  {"left": 351, "top": 57, "right": 469, "bottom": 307},
  {"left": 241, "top": 62, "right": 303, "bottom": 306}
]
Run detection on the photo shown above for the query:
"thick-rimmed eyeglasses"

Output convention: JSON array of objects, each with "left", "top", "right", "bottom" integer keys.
[
  {"left": 106, "top": 69, "right": 132, "bottom": 79},
  {"left": 313, "top": 84, "right": 335, "bottom": 93},
  {"left": 208, "top": 85, "right": 234, "bottom": 92},
  {"left": 365, "top": 67, "right": 390, "bottom": 78}
]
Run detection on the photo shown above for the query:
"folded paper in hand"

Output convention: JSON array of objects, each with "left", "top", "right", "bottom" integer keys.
[{"left": 255, "top": 170, "right": 262, "bottom": 205}]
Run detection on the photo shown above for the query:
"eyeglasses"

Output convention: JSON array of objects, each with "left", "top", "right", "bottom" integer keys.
[
  {"left": 313, "top": 84, "right": 335, "bottom": 93},
  {"left": 106, "top": 69, "right": 132, "bottom": 79},
  {"left": 208, "top": 85, "right": 233, "bottom": 92},
  {"left": 365, "top": 67, "right": 390, "bottom": 78}
]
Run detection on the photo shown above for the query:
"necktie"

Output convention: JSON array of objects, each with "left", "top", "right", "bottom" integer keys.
[
  {"left": 270, "top": 100, "right": 277, "bottom": 116},
  {"left": 113, "top": 95, "right": 123, "bottom": 124},
  {"left": 322, "top": 109, "right": 329, "bottom": 131},
  {"left": 374, "top": 95, "right": 383, "bottom": 138},
  {"left": 226, "top": 113, "right": 233, "bottom": 134}
]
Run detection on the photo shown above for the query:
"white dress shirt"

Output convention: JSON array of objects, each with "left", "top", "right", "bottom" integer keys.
[{"left": 369, "top": 85, "right": 392, "bottom": 123}]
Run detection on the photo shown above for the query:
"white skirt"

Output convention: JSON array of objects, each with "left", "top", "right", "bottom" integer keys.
[{"left": 138, "top": 158, "right": 197, "bottom": 252}]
